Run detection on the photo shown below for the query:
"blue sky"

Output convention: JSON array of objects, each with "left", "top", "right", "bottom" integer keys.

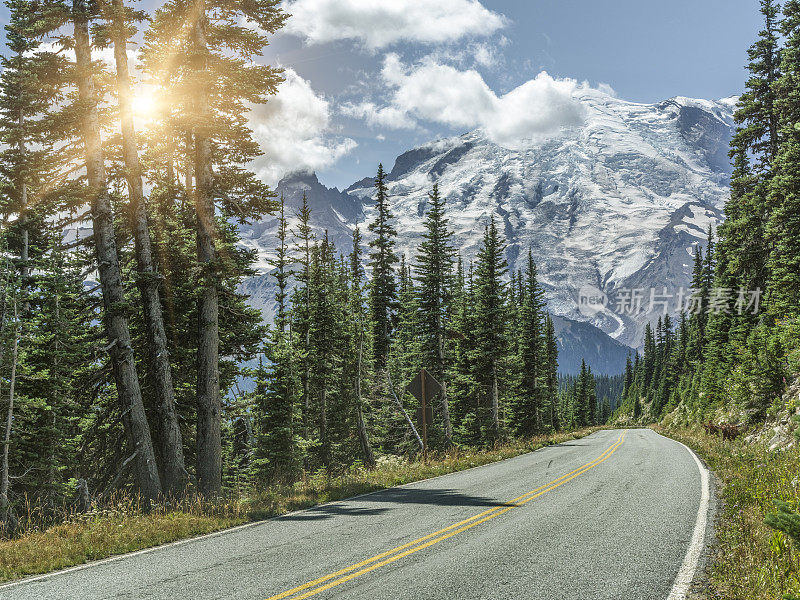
[
  {"left": 253, "top": 0, "right": 762, "bottom": 189},
  {"left": 0, "top": 0, "right": 763, "bottom": 189}
]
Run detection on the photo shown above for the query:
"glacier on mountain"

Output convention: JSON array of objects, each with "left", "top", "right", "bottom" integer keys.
[{"left": 239, "top": 87, "right": 737, "bottom": 370}]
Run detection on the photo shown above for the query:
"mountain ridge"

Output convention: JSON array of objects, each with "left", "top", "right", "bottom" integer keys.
[{"left": 239, "top": 90, "right": 737, "bottom": 373}]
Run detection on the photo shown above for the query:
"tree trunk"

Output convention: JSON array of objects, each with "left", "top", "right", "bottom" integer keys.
[
  {"left": 108, "top": 0, "right": 188, "bottom": 497},
  {"left": 183, "top": 133, "right": 193, "bottom": 199},
  {"left": 320, "top": 384, "right": 328, "bottom": 466},
  {"left": 17, "top": 106, "right": 29, "bottom": 314},
  {"left": 437, "top": 328, "right": 453, "bottom": 445},
  {"left": 191, "top": 2, "right": 221, "bottom": 496},
  {"left": 355, "top": 335, "right": 375, "bottom": 467},
  {"left": 0, "top": 263, "right": 9, "bottom": 396},
  {"left": 387, "top": 371, "right": 424, "bottom": 452},
  {"left": 303, "top": 242, "right": 311, "bottom": 443},
  {"left": 0, "top": 300, "right": 19, "bottom": 530},
  {"left": 491, "top": 359, "right": 500, "bottom": 438},
  {"left": 73, "top": 4, "right": 162, "bottom": 502},
  {"left": 75, "top": 478, "right": 91, "bottom": 513}
]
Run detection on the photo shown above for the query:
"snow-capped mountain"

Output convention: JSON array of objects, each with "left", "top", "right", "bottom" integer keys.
[{"left": 239, "top": 88, "right": 737, "bottom": 371}]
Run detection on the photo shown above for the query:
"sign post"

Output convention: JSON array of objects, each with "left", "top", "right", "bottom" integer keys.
[
  {"left": 407, "top": 368, "right": 442, "bottom": 459},
  {"left": 421, "top": 368, "right": 427, "bottom": 459}
]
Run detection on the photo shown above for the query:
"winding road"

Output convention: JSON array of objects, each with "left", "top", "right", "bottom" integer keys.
[{"left": 0, "top": 428, "right": 713, "bottom": 600}]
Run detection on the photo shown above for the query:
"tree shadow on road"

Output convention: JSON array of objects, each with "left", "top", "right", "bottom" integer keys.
[
  {"left": 547, "top": 441, "right": 590, "bottom": 448},
  {"left": 349, "top": 487, "right": 513, "bottom": 508},
  {"left": 276, "top": 504, "right": 391, "bottom": 521},
  {"left": 275, "top": 488, "right": 515, "bottom": 521}
]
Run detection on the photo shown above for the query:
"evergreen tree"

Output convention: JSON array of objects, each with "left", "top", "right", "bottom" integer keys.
[
  {"left": 415, "top": 184, "right": 455, "bottom": 444},
  {"left": 74, "top": 0, "right": 162, "bottom": 501},
  {"left": 599, "top": 398, "right": 612, "bottom": 424},
  {"left": 473, "top": 218, "right": 508, "bottom": 441},
  {"left": 102, "top": 0, "right": 189, "bottom": 496},
  {"left": 291, "top": 194, "right": 314, "bottom": 445},
  {"left": 733, "top": 0, "right": 782, "bottom": 172},
  {"left": 347, "top": 228, "right": 375, "bottom": 466},
  {"left": 574, "top": 360, "right": 590, "bottom": 427},
  {"left": 686, "top": 245, "right": 707, "bottom": 366},
  {"left": 368, "top": 164, "right": 398, "bottom": 369},
  {"left": 386, "top": 257, "right": 424, "bottom": 452},
  {"left": 623, "top": 353, "right": 633, "bottom": 398},
  {"left": 767, "top": 0, "right": 800, "bottom": 318},
  {"left": 543, "top": 315, "right": 560, "bottom": 430},
  {"left": 510, "top": 250, "right": 546, "bottom": 436},
  {"left": 142, "top": 0, "right": 286, "bottom": 496},
  {"left": 252, "top": 203, "right": 298, "bottom": 482},
  {"left": 307, "top": 234, "right": 341, "bottom": 467},
  {"left": 451, "top": 259, "right": 479, "bottom": 444},
  {"left": 270, "top": 196, "right": 292, "bottom": 333}
]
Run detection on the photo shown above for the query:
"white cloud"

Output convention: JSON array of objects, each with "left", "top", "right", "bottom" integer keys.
[
  {"left": 249, "top": 68, "right": 356, "bottom": 185},
  {"left": 340, "top": 101, "right": 417, "bottom": 130},
  {"left": 473, "top": 43, "right": 501, "bottom": 69},
  {"left": 423, "top": 39, "right": 507, "bottom": 71},
  {"left": 281, "top": 0, "right": 506, "bottom": 50},
  {"left": 597, "top": 82, "right": 618, "bottom": 98},
  {"left": 360, "top": 55, "right": 587, "bottom": 147}
]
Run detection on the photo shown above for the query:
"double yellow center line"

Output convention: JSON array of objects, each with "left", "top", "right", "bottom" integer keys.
[{"left": 266, "top": 431, "right": 626, "bottom": 600}]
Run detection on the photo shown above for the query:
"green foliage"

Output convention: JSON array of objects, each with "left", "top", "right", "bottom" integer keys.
[
  {"left": 728, "top": 324, "right": 787, "bottom": 420},
  {"left": 0, "top": 0, "right": 578, "bottom": 532},
  {"left": 509, "top": 250, "right": 547, "bottom": 437},
  {"left": 367, "top": 164, "right": 398, "bottom": 369},
  {"left": 471, "top": 218, "right": 508, "bottom": 441},
  {"left": 765, "top": 501, "right": 800, "bottom": 548},
  {"left": 662, "top": 428, "right": 800, "bottom": 600}
]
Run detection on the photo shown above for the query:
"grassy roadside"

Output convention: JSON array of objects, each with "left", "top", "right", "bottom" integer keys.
[
  {"left": 656, "top": 425, "right": 800, "bottom": 600},
  {"left": 0, "top": 427, "right": 599, "bottom": 583}
]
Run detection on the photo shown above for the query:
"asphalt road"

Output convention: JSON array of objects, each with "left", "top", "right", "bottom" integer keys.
[{"left": 0, "top": 429, "right": 713, "bottom": 600}]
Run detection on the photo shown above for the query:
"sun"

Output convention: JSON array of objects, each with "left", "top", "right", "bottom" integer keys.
[{"left": 131, "top": 86, "right": 160, "bottom": 124}]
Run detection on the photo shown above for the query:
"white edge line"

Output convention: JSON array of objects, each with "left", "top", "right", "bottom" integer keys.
[
  {"left": 663, "top": 434, "right": 711, "bottom": 600},
  {"left": 0, "top": 430, "right": 609, "bottom": 591}
]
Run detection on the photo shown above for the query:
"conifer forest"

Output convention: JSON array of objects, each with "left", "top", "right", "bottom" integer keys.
[
  {"left": 2, "top": 2, "right": 800, "bottom": 598},
  {"left": 0, "top": 0, "right": 576, "bottom": 532}
]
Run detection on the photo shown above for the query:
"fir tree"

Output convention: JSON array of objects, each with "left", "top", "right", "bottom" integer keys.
[
  {"left": 291, "top": 194, "right": 314, "bottom": 444},
  {"left": 511, "top": 250, "right": 546, "bottom": 436},
  {"left": 623, "top": 353, "right": 633, "bottom": 398},
  {"left": 732, "top": 0, "right": 782, "bottom": 172},
  {"left": 142, "top": 0, "right": 285, "bottom": 496},
  {"left": 767, "top": 0, "right": 800, "bottom": 318},
  {"left": 543, "top": 315, "right": 560, "bottom": 430},
  {"left": 347, "top": 228, "right": 375, "bottom": 466},
  {"left": 307, "top": 234, "right": 341, "bottom": 467},
  {"left": 473, "top": 218, "right": 508, "bottom": 441},
  {"left": 101, "top": 0, "right": 189, "bottom": 496},
  {"left": 72, "top": 0, "right": 163, "bottom": 500},
  {"left": 270, "top": 196, "right": 292, "bottom": 333},
  {"left": 253, "top": 202, "right": 298, "bottom": 482},
  {"left": 368, "top": 164, "right": 398, "bottom": 369},
  {"left": 451, "top": 259, "right": 481, "bottom": 444},
  {"left": 415, "top": 183, "right": 456, "bottom": 444},
  {"left": 386, "top": 257, "right": 424, "bottom": 452}
]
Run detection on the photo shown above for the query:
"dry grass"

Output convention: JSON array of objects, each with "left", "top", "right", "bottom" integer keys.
[
  {"left": 657, "top": 425, "right": 800, "bottom": 600},
  {"left": 0, "top": 428, "right": 598, "bottom": 583}
]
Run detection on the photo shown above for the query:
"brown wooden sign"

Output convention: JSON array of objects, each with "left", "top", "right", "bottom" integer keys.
[
  {"left": 406, "top": 368, "right": 442, "bottom": 457},
  {"left": 415, "top": 406, "right": 433, "bottom": 430},
  {"left": 406, "top": 369, "right": 442, "bottom": 402}
]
